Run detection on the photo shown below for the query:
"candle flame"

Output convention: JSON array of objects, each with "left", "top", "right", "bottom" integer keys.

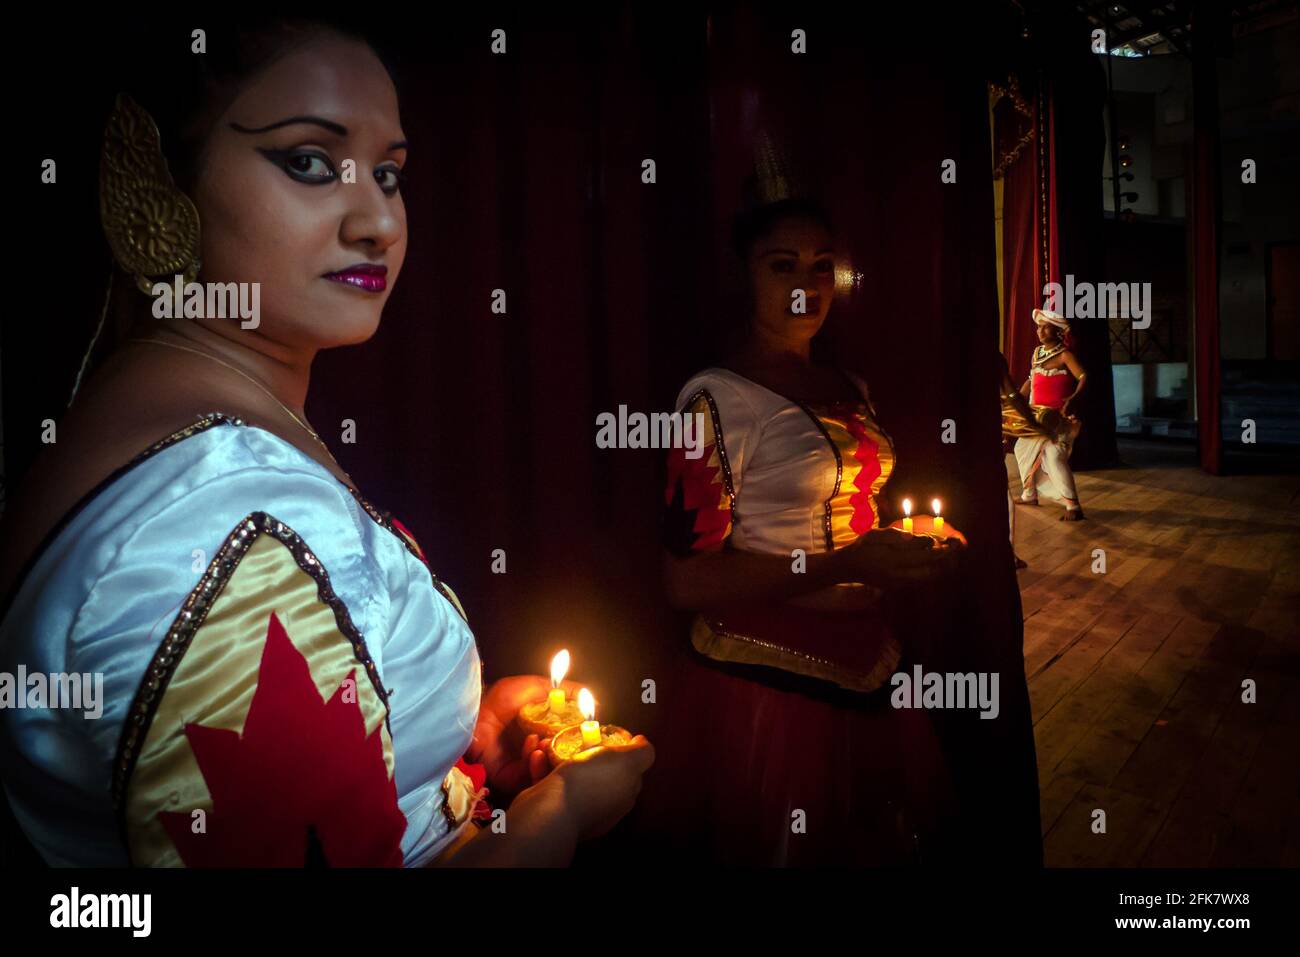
[
  {"left": 550, "top": 649, "right": 570, "bottom": 688},
  {"left": 931, "top": 498, "right": 941, "bottom": 516},
  {"left": 902, "top": 498, "right": 912, "bottom": 517},
  {"left": 578, "top": 687, "right": 596, "bottom": 721}
]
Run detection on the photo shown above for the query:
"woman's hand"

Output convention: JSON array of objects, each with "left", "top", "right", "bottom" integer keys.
[
  {"left": 841, "top": 526, "right": 962, "bottom": 586},
  {"left": 435, "top": 723, "right": 653, "bottom": 867},
  {"left": 548, "top": 736, "right": 656, "bottom": 841},
  {"left": 467, "top": 675, "right": 583, "bottom": 796},
  {"left": 891, "top": 514, "right": 968, "bottom": 546}
]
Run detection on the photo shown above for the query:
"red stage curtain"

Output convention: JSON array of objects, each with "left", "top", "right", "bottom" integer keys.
[
  {"left": 996, "top": 76, "right": 1047, "bottom": 388},
  {"left": 995, "top": 33, "right": 1114, "bottom": 468}
]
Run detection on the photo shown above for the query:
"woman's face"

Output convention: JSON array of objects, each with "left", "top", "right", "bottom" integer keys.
[
  {"left": 746, "top": 216, "right": 836, "bottom": 347},
  {"left": 191, "top": 32, "right": 407, "bottom": 351},
  {"left": 1036, "top": 321, "right": 1061, "bottom": 345}
]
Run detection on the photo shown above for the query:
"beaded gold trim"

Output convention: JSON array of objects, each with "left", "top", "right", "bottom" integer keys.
[
  {"left": 680, "top": 388, "right": 738, "bottom": 536},
  {"left": 989, "top": 75, "right": 1035, "bottom": 180},
  {"left": 342, "top": 488, "right": 468, "bottom": 624},
  {"left": 131, "top": 411, "right": 245, "bottom": 461},
  {"left": 692, "top": 614, "right": 900, "bottom": 694},
  {"left": 440, "top": 780, "right": 460, "bottom": 831},
  {"left": 682, "top": 389, "right": 736, "bottom": 499},
  {"left": 111, "top": 511, "right": 391, "bottom": 815}
]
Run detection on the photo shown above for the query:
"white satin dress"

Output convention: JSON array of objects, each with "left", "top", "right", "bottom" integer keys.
[{"left": 0, "top": 412, "right": 482, "bottom": 867}]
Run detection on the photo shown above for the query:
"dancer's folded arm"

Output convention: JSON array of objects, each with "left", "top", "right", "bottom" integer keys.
[
  {"left": 1060, "top": 352, "right": 1088, "bottom": 417},
  {"left": 663, "top": 530, "right": 956, "bottom": 612}
]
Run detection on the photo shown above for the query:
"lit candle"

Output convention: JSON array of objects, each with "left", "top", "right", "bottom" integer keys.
[
  {"left": 546, "top": 687, "right": 636, "bottom": 766},
  {"left": 932, "top": 499, "right": 944, "bottom": 533},
  {"left": 902, "top": 498, "right": 913, "bottom": 534},
  {"left": 548, "top": 649, "right": 570, "bottom": 713},
  {"left": 578, "top": 688, "right": 602, "bottom": 748},
  {"left": 517, "top": 649, "right": 584, "bottom": 737}
]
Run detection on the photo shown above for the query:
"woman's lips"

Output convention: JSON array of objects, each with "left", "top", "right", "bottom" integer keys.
[{"left": 323, "top": 264, "right": 387, "bottom": 293}]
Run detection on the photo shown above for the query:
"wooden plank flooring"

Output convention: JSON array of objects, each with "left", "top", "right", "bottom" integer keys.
[{"left": 1009, "top": 439, "right": 1300, "bottom": 867}]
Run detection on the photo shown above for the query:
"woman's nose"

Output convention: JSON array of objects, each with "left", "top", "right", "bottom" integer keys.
[{"left": 340, "top": 183, "right": 402, "bottom": 252}]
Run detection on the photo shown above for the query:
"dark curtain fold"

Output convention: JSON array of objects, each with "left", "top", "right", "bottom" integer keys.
[
  {"left": 1051, "top": 51, "right": 1117, "bottom": 469},
  {"left": 1191, "top": 3, "right": 1224, "bottom": 474}
]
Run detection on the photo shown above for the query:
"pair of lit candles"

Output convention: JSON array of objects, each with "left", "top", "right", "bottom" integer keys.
[
  {"left": 521, "top": 650, "right": 633, "bottom": 763},
  {"left": 542, "top": 650, "right": 602, "bottom": 746},
  {"left": 900, "top": 498, "right": 944, "bottom": 534}
]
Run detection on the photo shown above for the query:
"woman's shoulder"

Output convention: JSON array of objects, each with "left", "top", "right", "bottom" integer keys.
[
  {"left": 0, "top": 414, "right": 374, "bottom": 624},
  {"left": 677, "top": 364, "right": 750, "bottom": 396},
  {"left": 65, "top": 411, "right": 365, "bottom": 542},
  {"left": 1, "top": 407, "right": 474, "bottom": 720},
  {"left": 675, "top": 366, "right": 784, "bottom": 418}
]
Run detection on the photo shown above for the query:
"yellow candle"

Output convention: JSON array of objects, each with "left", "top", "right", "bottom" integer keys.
[
  {"left": 578, "top": 688, "right": 601, "bottom": 747},
  {"left": 548, "top": 650, "right": 571, "bottom": 712},
  {"left": 902, "top": 498, "right": 913, "bottom": 534},
  {"left": 932, "top": 498, "right": 944, "bottom": 533}
]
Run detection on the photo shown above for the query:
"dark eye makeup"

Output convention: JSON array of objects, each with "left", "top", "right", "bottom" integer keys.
[
  {"left": 257, "top": 147, "right": 406, "bottom": 196},
  {"left": 374, "top": 165, "right": 406, "bottom": 197}
]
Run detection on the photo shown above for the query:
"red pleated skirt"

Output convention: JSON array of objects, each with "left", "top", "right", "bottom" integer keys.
[{"left": 651, "top": 640, "right": 958, "bottom": 867}]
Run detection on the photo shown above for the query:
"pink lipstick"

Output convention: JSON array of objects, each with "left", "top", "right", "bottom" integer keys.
[{"left": 323, "top": 264, "right": 387, "bottom": 293}]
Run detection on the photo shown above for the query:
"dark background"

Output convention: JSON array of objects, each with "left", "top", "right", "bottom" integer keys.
[{"left": 3, "top": 4, "right": 1047, "bottom": 862}]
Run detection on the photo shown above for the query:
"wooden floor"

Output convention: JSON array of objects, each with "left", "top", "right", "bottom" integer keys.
[{"left": 1008, "top": 439, "right": 1300, "bottom": 867}]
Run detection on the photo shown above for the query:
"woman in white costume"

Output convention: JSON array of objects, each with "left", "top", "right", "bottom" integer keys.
[{"left": 0, "top": 17, "right": 652, "bottom": 867}]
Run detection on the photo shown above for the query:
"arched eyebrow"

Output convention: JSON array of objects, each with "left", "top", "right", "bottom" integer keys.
[
  {"left": 760, "top": 247, "right": 836, "bottom": 257},
  {"left": 231, "top": 117, "right": 407, "bottom": 152},
  {"left": 230, "top": 116, "right": 348, "bottom": 137}
]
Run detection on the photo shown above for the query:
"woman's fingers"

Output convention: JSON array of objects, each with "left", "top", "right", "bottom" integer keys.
[
  {"left": 528, "top": 748, "right": 549, "bottom": 783},
  {"left": 888, "top": 543, "right": 958, "bottom": 579},
  {"left": 878, "top": 530, "right": 935, "bottom": 548},
  {"left": 628, "top": 736, "right": 656, "bottom": 769}
]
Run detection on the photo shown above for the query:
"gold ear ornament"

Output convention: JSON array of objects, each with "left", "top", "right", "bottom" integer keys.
[{"left": 98, "top": 93, "right": 202, "bottom": 296}]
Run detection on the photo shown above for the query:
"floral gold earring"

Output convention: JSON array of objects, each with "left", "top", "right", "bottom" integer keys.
[{"left": 99, "top": 92, "right": 202, "bottom": 294}]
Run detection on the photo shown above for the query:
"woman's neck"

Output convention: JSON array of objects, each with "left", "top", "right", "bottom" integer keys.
[
  {"left": 738, "top": 333, "right": 813, "bottom": 368},
  {"left": 132, "top": 321, "right": 315, "bottom": 416}
]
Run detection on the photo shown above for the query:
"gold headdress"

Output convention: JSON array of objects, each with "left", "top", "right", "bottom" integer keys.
[
  {"left": 69, "top": 94, "right": 203, "bottom": 406},
  {"left": 99, "top": 93, "right": 202, "bottom": 294},
  {"left": 753, "top": 126, "right": 806, "bottom": 205},
  {"left": 747, "top": 127, "right": 858, "bottom": 296}
]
